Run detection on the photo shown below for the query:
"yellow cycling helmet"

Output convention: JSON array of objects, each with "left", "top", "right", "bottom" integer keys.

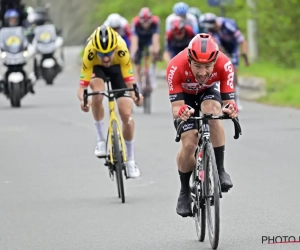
[{"left": 91, "top": 25, "right": 118, "bottom": 53}]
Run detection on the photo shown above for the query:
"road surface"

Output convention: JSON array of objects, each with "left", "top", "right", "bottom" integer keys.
[{"left": 1, "top": 47, "right": 300, "bottom": 250}]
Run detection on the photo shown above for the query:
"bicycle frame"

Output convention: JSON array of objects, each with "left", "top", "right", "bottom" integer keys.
[
  {"left": 106, "top": 89, "right": 127, "bottom": 164},
  {"left": 143, "top": 49, "right": 149, "bottom": 76},
  {"left": 140, "top": 48, "right": 150, "bottom": 84},
  {"left": 83, "top": 79, "right": 140, "bottom": 164}
]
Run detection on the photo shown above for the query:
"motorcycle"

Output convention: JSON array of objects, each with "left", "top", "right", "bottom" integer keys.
[
  {"left": 0, "top": 26, "right": 36, "bottom": 107},
  {"left": 33, "top": 24, "right": 64, "bottom": 85}
]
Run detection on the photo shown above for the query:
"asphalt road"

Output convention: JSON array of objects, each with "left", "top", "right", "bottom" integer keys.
[{"left": 1, "top": 47, "right": 300, "bottom": 250}]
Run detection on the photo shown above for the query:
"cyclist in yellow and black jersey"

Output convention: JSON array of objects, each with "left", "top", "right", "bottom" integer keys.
[{"left": 77, "top": 25, "right": 143, "bottom": 178}]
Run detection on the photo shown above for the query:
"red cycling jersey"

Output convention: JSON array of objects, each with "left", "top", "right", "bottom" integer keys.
[{"left": 166, "top": 48, "right": 235, "bottom": 102}]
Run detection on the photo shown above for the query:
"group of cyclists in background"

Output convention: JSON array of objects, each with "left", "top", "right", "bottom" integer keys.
[{"left": 104, "top": 2, "right": 249, "bottom": 110}]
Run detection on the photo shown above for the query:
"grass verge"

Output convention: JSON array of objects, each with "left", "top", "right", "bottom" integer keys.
[{"left": 239, "top": 61, "right": 299, "bottom": 108}]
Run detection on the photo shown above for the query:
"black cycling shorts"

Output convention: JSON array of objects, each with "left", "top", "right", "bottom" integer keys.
[
  {"left": 134, "top": 41, "right": 151, "bottom": 65},
  {"left": 175, "top": 86, "right": 223, "bottom": 133},
  {"left": 92, "top": 65, "right": 131, "bottom": 99}
]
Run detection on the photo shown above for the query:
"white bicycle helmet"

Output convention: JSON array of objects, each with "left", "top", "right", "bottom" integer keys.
[
  {"left": 106, "top": 13, "right": 122, "bottom": 28},
  {"left": 26, "top": 6, "right": 36, "bottom": 24}
]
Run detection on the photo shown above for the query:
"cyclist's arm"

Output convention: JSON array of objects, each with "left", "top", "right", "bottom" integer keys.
[
  {"left": 152, "top": 16, "right": 160, "bottom": 53},
  {"left": 219, "top": 58, "right": 236, "bottom": 106},
  {"left": 77, "top": 44, "right": 94, "bottom": 101},
  {"left": 119, "top": 47, "right": 135, "bottom": 88},
  {"left": 163, "top": 32, "right": 172, "bottom": 64},
  {"left": 165, "top": 14, "right": 173, "bottom": 32},
  {"left": 124, "top": 23, "right": 132, "bottom": 40},
  {"left": 240, "top": 38, "right": 248, "bottom": 57},
  {"left": 224, "top": 21, "right": 248, "bottom": 55},
  {"left": 166, "top": 61, "right": 184, "bottom": 118},
  {"left": 130, "top": 18, "right": 139, "bottom": 56},
  {"left": 188, "top": 14, "right": 199, "bottom": 34}
]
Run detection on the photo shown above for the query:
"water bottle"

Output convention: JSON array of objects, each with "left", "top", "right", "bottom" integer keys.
[
  {"left": 197, "top": 149, "right": 205, "bottom": 182},
  {"left": 197, "top": 149, "right": 203, "bottom": 170}
]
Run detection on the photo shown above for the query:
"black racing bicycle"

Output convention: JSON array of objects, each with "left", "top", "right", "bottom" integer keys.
[{"left": 175, "top": 113, "right": 242, "bottom": 249}]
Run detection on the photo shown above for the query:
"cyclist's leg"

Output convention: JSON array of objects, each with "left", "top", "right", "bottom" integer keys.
[
  {"left": 90, "top": 65, "right": 107, "bottom": 156},
  {"left": 199, "top": 86, "right": 233, "bottom": 190},
  {"left": 133, "top": 42, "right": 143, "bottom": 92},
  {"left": 108, "top": 65, "right": 140, "bottom": 178},
  {"left": 175, "top": 93, "right": 199, "bottom": 216}
]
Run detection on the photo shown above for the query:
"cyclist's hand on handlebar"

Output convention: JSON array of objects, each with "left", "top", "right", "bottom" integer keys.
[
  {"left": 132, "top": 93, "right": 143, "bottom": 106},
  {"left": 81, "top": 99, "right": 91, "bottom": 112},
  {"left": 222, "top": 101, "right": 238, "bottom": 119},
  {"left": 153, "top": 51, "right": 162, "bottom": 61},
  {"left": 242, "top": 53, "right": 250, "bottom": 67},
  {"left": 178, "top": 104, "right": 194, "bottom": 121}
]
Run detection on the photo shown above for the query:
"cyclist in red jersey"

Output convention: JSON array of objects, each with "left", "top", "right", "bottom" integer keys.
[
  {"left": 166, "top": 33, "right": 238, "bottom": 217},
  {"left": 130, "top": 7, "right": 160, "bottom": 90},
  {"left": 163, "top": 16, "right": 195, "bottom": 64}
]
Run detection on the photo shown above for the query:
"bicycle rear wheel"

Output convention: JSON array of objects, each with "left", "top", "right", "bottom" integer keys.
[
  {"left": 112, "top": 120, "right": 125, "bottom": 203},
  {"left": 143, "top": 69, "right": 151, "bottom": 114},
  {"left": 203, "top": 142, "right": 220, "bottom": 249}
]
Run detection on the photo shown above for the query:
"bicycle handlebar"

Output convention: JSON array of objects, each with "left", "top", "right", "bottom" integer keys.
[
  {"left": 175, "top": 114, "right": 242, "bottom": 142},
  {"left": 83, "top": 83, "right": 140, "bottom": 107}
]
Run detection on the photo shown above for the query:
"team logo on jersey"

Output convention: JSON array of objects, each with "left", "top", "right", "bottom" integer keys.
[
  {"left": 185, "top": 70, "right": 192, "bottom": 76},
  {"left": 118, "top": 50, "right": 127, "bottom": 58},
  {"left": 88, "top": 50, "right": 94, "bottom": 61},
  {"left": 167, "top": 66, "right": 177, "bottom": 91},
  {"left": 209, "top": 72, "right": 217, "bottom": 79},
  {"left": 126, "top": 59, "right": 131, "bottom": 67},
  {"left": 181, "top": 82, "right": 202, "bottom": 91},
  {"left": 186, "top": 78, "right": 191, "bottom": 83}
]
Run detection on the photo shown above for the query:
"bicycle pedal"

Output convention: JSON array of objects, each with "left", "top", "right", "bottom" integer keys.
[
  {"left": 123, "top": 164, "right": 129, "bottom": 179},
  {"left": 109, "top": 170, "right": 114, "bottom": 181},
  {"left": 97, "top": 155, "right": 108, "bottom": 159}
]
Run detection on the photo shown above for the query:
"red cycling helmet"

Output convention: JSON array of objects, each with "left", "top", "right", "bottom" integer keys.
[
  {"left": 171, "top": 16, "right": 185, "bottom": 34},
  {"left": 187, "top": 33, "right": 219, "bottom": 63},
  {"left": 139, "top": 7, "right": 152, "bottom": 21}
]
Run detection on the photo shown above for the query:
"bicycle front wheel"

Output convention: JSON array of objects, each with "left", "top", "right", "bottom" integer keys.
[
  {"left": 112, "top": 120, "right": 125, "bottom": 203},
  {"left": 192, "top": 167, "right": 206, "bottom": 242},
  {"left": 203, "top": 142, "right": 220, "bottom": 249}
]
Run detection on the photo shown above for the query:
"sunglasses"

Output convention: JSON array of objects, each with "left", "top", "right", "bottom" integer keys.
[
  {"left": 97, "top": 50, "right": 114, "bottom": 58},
  {"left": 140, "top": 18, "right": 151, "bottom": 24}
]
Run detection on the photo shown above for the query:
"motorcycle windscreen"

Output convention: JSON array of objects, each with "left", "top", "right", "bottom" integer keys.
[
  {"left": 0, "top": 27, "right": 26, "bottom": 54},
  {"left": 34, "top": 24, "right": 57, "bottom": 44}
]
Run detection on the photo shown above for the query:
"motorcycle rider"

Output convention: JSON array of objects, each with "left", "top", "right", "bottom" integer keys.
[
  {"left": 0, "top": 0, "right": 28, "bottom": 28},
  {"left": 31, "top": 7, "right": 64, "bottom": 80}
]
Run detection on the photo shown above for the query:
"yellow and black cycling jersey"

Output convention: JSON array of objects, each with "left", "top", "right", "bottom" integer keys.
[{"left": 79, "top": 34, "right": 134, "bottom": 87}]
